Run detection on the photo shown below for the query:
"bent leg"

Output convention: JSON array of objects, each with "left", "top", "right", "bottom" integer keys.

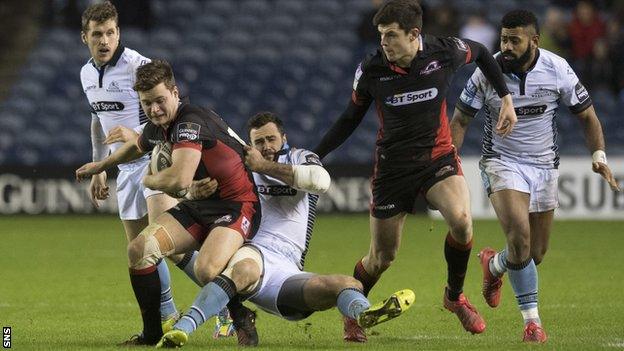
[{"left": 356, "top": 213, "right": 406, "bottom": 296}]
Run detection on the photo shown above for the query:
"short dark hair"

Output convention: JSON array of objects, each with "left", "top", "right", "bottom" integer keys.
[
  {"left": 501, "top": 10, "right": 540, "bottom": 35},
  {"left": 373, "top": 0, "right": 423, "bottom": 32},
  {"left": 81, "top": 1, "right": 118, "bottom": 32},
  {"left": 246, "top": 112, "right": 285, "bottom": 136},
  {"left": 133, "top": 59, "right": 176, "bottom": 92}
]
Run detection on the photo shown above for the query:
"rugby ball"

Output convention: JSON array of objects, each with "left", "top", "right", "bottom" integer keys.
[{"left": 150, "top": 141, "right": 173, "bottom": 174}]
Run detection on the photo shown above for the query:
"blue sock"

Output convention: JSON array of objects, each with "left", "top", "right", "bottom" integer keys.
[
  {"left": 489, "top": 249, "right": 508, "bottom": 277},
  {"left": 157, "top": 260, "right": 178, "bottom": 320},
  {"left": 507, "top": 258, "right": 541, "bottom": 325},
  {"left": 337, "top": 288, "right": 371, "bottom": 320},
  {"left": 174, "top": 275, "right": 237, "bottom": 335},
  {"left": 176, "top": 251, "right": 201, "bottom": 286}
]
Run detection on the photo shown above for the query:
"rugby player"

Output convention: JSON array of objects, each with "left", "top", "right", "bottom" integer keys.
[
  {"left": 450, "top": 10, "right": 620, "bottom": 343},
  {"left": 313, "top": 0, "right": 517, "bottom": 341}
]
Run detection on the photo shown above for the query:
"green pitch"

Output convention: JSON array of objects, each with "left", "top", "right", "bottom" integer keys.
[{"left": 1, "top": 215, "right": 622, "bottom": 350}]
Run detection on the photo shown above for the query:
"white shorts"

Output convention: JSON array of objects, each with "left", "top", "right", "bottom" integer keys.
[
  {"left": 116, "top": 161, "right": 161, "bottom": 220},
  {"left": 479, "top": 158, "right": 559, "bottom": 213},
  {"left": 246, "top": 244, "right": 309, "bottom": 319}
]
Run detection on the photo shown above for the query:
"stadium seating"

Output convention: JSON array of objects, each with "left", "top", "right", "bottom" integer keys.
[{"left": 1, "top": 0, "right": 621, "bottom": 165}]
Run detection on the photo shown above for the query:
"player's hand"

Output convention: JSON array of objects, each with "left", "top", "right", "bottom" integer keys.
[
  {"left": 104, "top": 125, "right": 138, "bottom": 144},
  {"left": 496, "top": 94, "right": 517, "bottom": 138},
  {"left": 187, "top": 177, "right": 218, "bottom": 200},
  {"left": 592, "top": 162, "right": 621, "bottom": 192},
  {"left": 76, "top": 161, "right": 105, "bottom": 181},
  {"left": 88, "top": 172, "right": 109, "bottom": 208},
  {"left": 243, "top": 145, "right": 267, "bottom": 172}
]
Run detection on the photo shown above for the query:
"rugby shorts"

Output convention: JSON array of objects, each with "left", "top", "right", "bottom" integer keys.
[
  {"left": 371, "top": 151, "right": 462, "bottom": 218},
  {"left": 167, "top": 199, "right": 260, "bottom": 243},
  {"left": 479, "top": 157, "right": 559, "bottom": 213}
]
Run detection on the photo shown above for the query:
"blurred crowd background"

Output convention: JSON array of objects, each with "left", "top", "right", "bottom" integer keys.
[{"left": 0, "top": 0, "right": 622, "bottom": 166}]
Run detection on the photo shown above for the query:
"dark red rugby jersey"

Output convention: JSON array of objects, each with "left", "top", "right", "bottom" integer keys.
[
  {"left": 138, "top": 102, "right": 257, "bottom": 202},
  {"left": 352, "top": 35, "right": 477, "bottom": 164}
]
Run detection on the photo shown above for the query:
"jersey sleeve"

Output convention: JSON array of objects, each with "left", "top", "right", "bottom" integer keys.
[
  {"left": 291, "top": 148, "right": 323, "bottom": 166},
  {"left": 456, "top": 68, "right": 487, "bottom": 117},
  {"left": 172, "top": 113, "right": 206, "bottom": 151},
  {"left": 137, "top": 122, "right": 157, "bottom": 153},
  {"left": 351, "top": 61, "right": 373, "bottom": 106},
  {"left": 557, "top": 60, "right": 593, "bottom": 113},
  {"left": 439, "top": 37, "right": 473, "bottom": 70}
]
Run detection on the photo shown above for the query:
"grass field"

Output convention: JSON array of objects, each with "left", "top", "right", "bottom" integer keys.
[{"left": 1, "top": 214, "right": 623, "bottom": 350}]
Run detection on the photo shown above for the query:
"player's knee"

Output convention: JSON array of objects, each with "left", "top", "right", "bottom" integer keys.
[
  {"left": 127, "top": 237, "right": 145, "bottom": 268},
  {"left": 193, "top": 259, "right": 223, "bottom": 286},
  {"left": 531, "top": 248, "right": 546, "bottom": 265},
  {"left": 230, "top": 259, "right": 261, "bottom": 291},
  {"left": 449, "top": 210, "right": 472, "bottom": 238}
]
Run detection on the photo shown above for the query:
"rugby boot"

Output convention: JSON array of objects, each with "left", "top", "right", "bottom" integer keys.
[
  {"left": 343, "top": 317, "right": 367, "bottom": 343},
  {"left": 358, "top": 289, "right": 415, "bottom": 328},
  {"left": 478, "top": 247, "right": 503, "bottom": 307},
  {"left": 443, "top": 288, "right": 486, "bottom": 334},
  {"left": 161, "top": 312, "right": 180, "bottom": 334},
  {"left": 156, "top": 329, "right": 188, "bottom": 348},
  {"left": 523, "top": 322, "right": 548, "bottom": 343},
  {"left": 230, "top": 304, "right": 259, "bottom": 347},
  {"left": 118, "top": 333, "right": 158, "bottom": 346}
]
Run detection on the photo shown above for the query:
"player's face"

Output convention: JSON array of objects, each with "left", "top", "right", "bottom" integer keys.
[
  {"left": 378, "top": 23, "right": 419, "bottom": 66},
  {"left": 500, "top": 26, "right": 538, "bottom": 71},
  {"left": 250, "top": 122, "right": 286, "bottom": 161},
  {"left": 81, "top": 19, "right": 120, "bottom": 67},
  {"left": 139, "top": 83, "right": 180, "bottom": 128}
]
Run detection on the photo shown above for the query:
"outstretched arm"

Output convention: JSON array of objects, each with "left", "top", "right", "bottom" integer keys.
[
  {"left": 575, "top": 105, "right": 620, "bottom": 191},
  {"left": 76, "top": 138, "right": 145, "bottom": 181},
  {"left": 313, "top": 100, "right": 369, "bottom": 159}
]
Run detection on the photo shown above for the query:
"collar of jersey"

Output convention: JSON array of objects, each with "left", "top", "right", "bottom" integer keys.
[
  {"left": 273, "top": 143, "right": 291, "bottom": 161},
  {"left": 90, "top": 44, "right": 125, "bottom": 68}
]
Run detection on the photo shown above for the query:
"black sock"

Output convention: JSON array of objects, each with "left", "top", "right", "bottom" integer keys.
[
  {"left": 129, "top": 266, "right": 163, "bottom": 344},
  {"left": 353, "top": 259, "right": 379, "bottom": 297},
  {"left": 444, "top": 233, "right": 472, "bottom": 301}
]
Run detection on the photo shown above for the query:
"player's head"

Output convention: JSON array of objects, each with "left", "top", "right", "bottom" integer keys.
[
  {"left": 247, "top": 112, "right": 287, "bottom": 161},
  {"left": 373, "top": 0, "right": 422, "bottom": 64},
  {"left": 500, "top": 10, "right": 540, "bottom": 71},
  {"left": 134, "top": 59, "right": 180, "bottom": 128},
  {"left": 81, "top": 1, "right": 120, "bottom": 67}
]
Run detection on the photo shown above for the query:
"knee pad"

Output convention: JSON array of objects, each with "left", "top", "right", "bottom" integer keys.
[
  {"left": 222, "top": 246, "right": 263, "bottom": 294},
  {"left": 130, "top": 223, "right": 176, "bottom": 270}
]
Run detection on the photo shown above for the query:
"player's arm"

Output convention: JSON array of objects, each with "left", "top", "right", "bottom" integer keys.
[
  {"left": 143, "top": 147, "right": 201, "bottom": 196},
  {"left": 244, "top": 146, "right": 331, "bottom": 194},
  {"left": 575, "top": 105, "right": 621, "bottom": 191},
  {"left": 450, "top": 107, "right": 475, "bottom": 152},
  {"left": 76, "top": 138, "right": 146, "bottom": 181},
  {"left": 87, "top": 113, "right": 110, "bottom": 206},
  {"left": 313, "top": 101, "right": 369, "bottom": 160},
  {"left": 463, "top": 39, "right": 517, "bottom": 137}
]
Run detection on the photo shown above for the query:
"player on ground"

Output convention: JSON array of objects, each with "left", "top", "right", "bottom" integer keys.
[
  {"left": 76, "top": 59, "right": 260, "bottom": 345},
  {"left": 157, "top": 112, "right": 416, "bottom": 348},
  {"left": 313, "top": 0, "right": 517, "bottom": 341},
  {"left": 78, "top": 0, "right": 181, "bottom": 333},
  {"left": 450, "top": 10, "right": 621, "bottom": 343}
]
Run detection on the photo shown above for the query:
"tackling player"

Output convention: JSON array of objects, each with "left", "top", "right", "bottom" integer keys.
[
  {"left": 157, "top": 112, "right": 415, "bottom": 348},
  {"left": 76, "top": 59, "right": 260, "bottom": 345},
  {"left": 313, "top": 0, "right": 517, "bottom": 341},
  {"left": 450, "top": 10, "right": 621, "bottom": 343}
]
